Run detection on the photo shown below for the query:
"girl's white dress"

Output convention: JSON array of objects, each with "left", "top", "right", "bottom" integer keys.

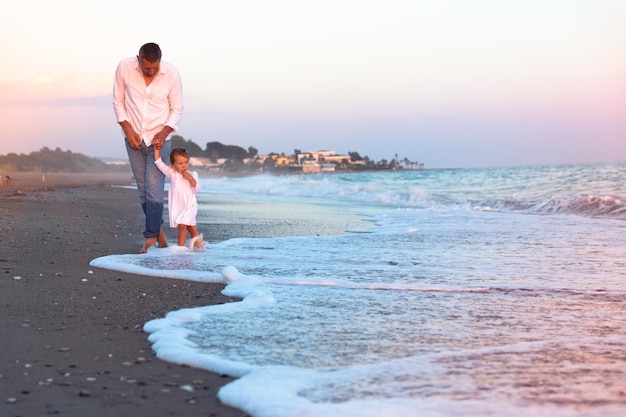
[{"left": 154, "top": 159, "right": 200, "bottom": 228}]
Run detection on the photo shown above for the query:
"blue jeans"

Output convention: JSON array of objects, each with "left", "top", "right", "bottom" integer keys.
[{"left": 125, "top": 140, "right": 171, "bottom": 238}]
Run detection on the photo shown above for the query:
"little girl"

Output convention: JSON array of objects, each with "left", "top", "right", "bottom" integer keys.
[{"left": 154, "top": 146, "right": 204, "bottom": 249}]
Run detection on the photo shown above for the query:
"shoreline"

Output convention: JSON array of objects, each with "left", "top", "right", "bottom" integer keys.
[
  {"left": 1, "top": 173, "right": 246, "bottom": 416},
  {"left": 1, "top": 172, "right": 370, "bottom": 416}
]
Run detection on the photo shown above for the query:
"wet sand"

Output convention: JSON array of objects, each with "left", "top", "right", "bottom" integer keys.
[
  {"left": 1, "top": 172, "right": 371, "bottom": 416},
  {"left": 1, "top": 173, "right": 246, "bottom": 416}
]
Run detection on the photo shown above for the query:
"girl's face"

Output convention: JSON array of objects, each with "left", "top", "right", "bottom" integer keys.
[{"left": 172, "top": 154, "right": 189, "bottom": 174}]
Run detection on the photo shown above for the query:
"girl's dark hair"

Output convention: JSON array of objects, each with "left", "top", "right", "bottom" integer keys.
[
  {"left": 139, "top": 43, "right": 162, "bottom": 63},
  {"left": 170, "top": 147, "right": 189, "bottom": 164}
]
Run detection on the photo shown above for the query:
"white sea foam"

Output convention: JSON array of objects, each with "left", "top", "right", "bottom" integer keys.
[{"left": 90, "top": 163, "right": 626, "bottom": 417}]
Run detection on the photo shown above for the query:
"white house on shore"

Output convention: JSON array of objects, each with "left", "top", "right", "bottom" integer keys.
[
  {"left": 189, "top": 157, "right": 227, "bottom": 172},
  {"left": 296, "top": 150, "right": 349, "bottom": 165},
  {"left": 185, "top": 149, "right": 366, "bottom": 174}
]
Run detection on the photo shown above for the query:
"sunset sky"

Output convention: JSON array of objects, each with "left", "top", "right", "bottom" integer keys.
[{"left": 2, "top": 0, "right": 625, "bottom": 168}]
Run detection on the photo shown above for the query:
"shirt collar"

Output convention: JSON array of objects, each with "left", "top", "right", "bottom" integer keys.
[{"left": 133, "top": 59, "right": 167, "bottom": 75}]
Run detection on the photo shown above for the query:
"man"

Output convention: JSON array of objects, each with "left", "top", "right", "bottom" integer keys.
[{"left": 113, "top": 42, "right": 183, "bottom": 253}]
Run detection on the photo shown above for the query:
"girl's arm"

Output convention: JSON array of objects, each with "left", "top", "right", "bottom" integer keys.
[
  {"left": 182, "top": 171, "right": 197, "bottom": 188},
  {"left": 153, "top": 148, "right": 172, "bottom": 177},
  {"left": 183, "top": 171, "right": 200, "bottom": 193}
]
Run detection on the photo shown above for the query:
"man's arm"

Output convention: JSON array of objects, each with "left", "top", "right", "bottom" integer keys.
[
  {"left": 163, "top": 66, "right": 183, "bottom": 134},
  {"left": 113, "top": 61, "right": 142, "bottom": 150},
  {"left": 119, "top": 120, "right": 142, "bottom": 150},
  {"left": 152, "top": 67, "right": 182, "bottom": 148}
]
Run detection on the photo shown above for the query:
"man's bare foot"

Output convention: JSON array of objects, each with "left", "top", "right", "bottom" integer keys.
[
  {"left": 157, "top": 228, "right": 168, "bottom": 248},
  {"left": 139, "top": 237, "right": 156, "bottom": 254}
]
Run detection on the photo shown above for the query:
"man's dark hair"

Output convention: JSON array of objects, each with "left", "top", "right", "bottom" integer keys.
[{"left": 139, "top": 43, "right": 162, "bottom": 63}]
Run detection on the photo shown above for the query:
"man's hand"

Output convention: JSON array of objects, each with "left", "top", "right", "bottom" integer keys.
[
  {"left": 119, "top": 121, "right": 141, "bottom": 150},
  {"left": 152, "top": 126, "right": 173, "bottom": 149},
  {"left": 127, "top": 132, "right": 142, "bottom": 150},
  {"left": 152, "top": 132, "right": 166, "bottom": 149}
]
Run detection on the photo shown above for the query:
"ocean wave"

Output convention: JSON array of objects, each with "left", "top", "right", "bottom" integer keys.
[
  {"left": 199, "top": 167, "right": 626, "bottom": 220},
  {"left": 479, "top": 194, "right": 626, "bottom": 219}
]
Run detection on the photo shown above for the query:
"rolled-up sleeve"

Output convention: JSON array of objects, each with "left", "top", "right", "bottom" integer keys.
[
  {"left": 165, "top": 71, "right": 183, "bottom": 132},
  {"left": 112, "top": 60, "right": 130, "bottom": 124}
]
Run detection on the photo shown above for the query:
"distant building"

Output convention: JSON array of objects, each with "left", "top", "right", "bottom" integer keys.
[
  {"left": 321, "top": 163, "right": 336, "bottom": 172},
  {"left": 274, "top": 155, "right": 295, "bottom": 166},
  {"left": 189, "top": 157, "right": 226, "bottom": 172},
  {"left": 296, "top": 150, "right": 349, "bottom": 165},
  {"left": 238, "top": 149, "right": 373, "bottom": 174},
  {"left": 102, "top": 160, "right": 129, "bottom": 166},
  {"left": 98, "top": 156, "right": 129, "bottom": 166},
  {"left": 301, "top": 160, "right": 321, "bottom": 174}
]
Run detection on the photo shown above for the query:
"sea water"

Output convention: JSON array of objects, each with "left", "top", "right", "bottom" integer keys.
[{"left": 90, "top": 163, "right": 626, "bottom": 417}]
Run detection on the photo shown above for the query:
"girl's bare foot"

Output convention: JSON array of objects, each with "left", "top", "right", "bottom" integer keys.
[
  {"left": 139, "top": 237, "right": 156, "bottom": 253},
  {"left": 187, "top": 234, "right": 204, "bottom": 250}
]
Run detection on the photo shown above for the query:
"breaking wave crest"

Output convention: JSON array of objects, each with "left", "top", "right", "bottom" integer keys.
[{"left": 481, "top": 194, "right": 626, "bottom": 219}]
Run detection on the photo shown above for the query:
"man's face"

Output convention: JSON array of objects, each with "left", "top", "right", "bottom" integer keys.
[{"left": 138, "top": 56, "right": 160, "bottom": 78}]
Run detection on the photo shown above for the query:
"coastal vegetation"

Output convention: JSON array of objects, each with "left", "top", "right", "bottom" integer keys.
[
  {"left": 0, "top": 147, "right": 129, "bottom": 173},
  {"left": 0, "top": 136, "right": 423, "bottom": 174},
  {"left": 168, "top": 136, "right": 424, "bottom": 174}
]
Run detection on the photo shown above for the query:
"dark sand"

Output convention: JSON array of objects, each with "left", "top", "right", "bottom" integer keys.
[
  {"left": 0, "top": 173, "right": 246, "bottom": 416},
  {"left": 1, "top": 172, "right": 370, "bottom": 417}
]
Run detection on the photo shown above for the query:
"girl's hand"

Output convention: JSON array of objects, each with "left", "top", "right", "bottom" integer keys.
[{"left": 152, "top": 131, "right": 167, "bottom": 149}]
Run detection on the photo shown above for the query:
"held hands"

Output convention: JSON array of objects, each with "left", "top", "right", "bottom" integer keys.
[
  {"left": 153, "top": 126, "right": 173, "bottom": 149},
  {"left": 152, "top": 132, "right": 166, "bottom": 150},
  {"left": 153, "top": 131, "right": 168, "bottom": 161},
  {"left": 122, "top": 123, "right": 171, "bottom": 151}
]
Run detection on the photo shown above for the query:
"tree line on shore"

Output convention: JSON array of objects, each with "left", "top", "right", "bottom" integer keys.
[
  {"left": 170, "top": 136, "right": 422, "bottom": 173},
  {"left": 0, "top": 147, "right": 128, "bottom": 173},
  {"left": 0, "top": 135, "right": 421, "bottom": 173}
]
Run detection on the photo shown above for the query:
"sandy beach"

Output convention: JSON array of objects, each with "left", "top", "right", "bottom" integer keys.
[{"left": 1, "top": 173, "right": 247, "bottom": 416}]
